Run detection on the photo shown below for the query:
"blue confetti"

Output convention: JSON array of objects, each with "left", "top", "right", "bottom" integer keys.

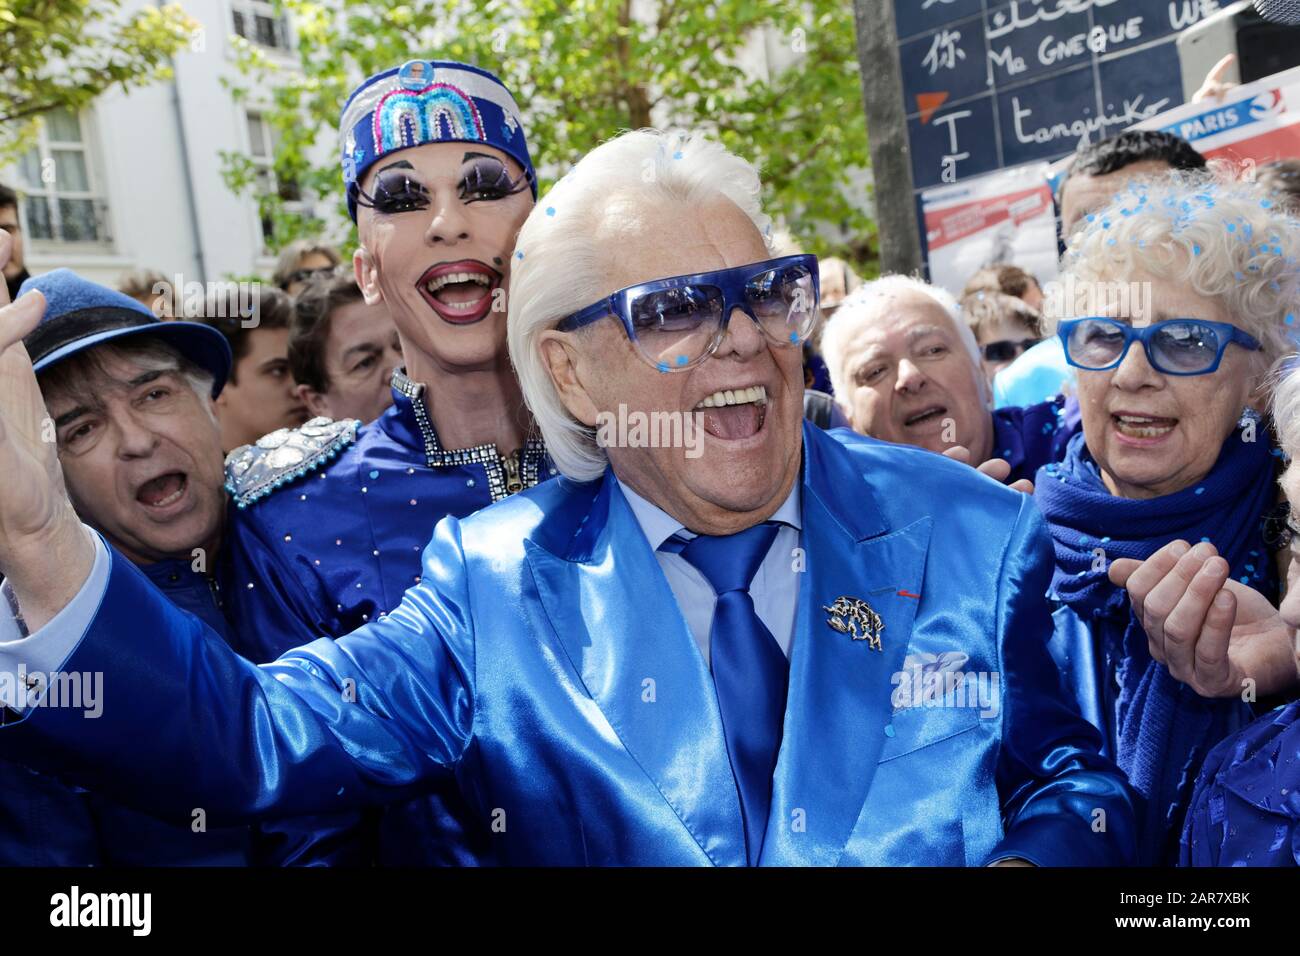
[
  {"left": 1193, "top": 244, "right": 1202, "bottom": 256},
  {"left": 515, "top": 250, "right": 524, "bottom": 260},
  {"left": 883, "top": 724, "right": 895, "bottom": 737},
  {"left": 1262, "top": 198, "right": 1274, "bottom": 209},
  {"left": 656, "top": 362, "right": 669, "bottom": 373},
  {"left": 545, "top": 206, "right": 556, "bottom": 217},
  {"left": 368, "top": 470, "right": 379, "bottom": 479},
  {"left": 675, "top": 355, "right": 688, "bottom": 366},
  {"left": 1195, "top": 487, "right": 1205, "bottom": 495}
]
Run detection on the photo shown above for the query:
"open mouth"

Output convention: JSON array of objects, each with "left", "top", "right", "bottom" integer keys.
[
  {"left": 693, "top": 384, "right": 768, "bottom": 440},
  {"left": 416, "top": 260, "right": 501, "bottom": 325},
  {"left": 136, "top": 472, "right": 188, "bottom": 511},
  {"left": 1112, "top": 413, "right": 1178, "bottom": 441},
  {"left": 903, "top": 405, "right": 947, "bottom": 428}
]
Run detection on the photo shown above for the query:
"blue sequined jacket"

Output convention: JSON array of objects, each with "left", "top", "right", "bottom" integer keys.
[{"left": 221, "top": 370, "right": 551, "bottom": 865}]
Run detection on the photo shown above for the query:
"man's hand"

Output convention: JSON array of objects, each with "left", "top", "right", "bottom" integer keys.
[
  {"left": 0, "top": 232, "right": 95, "bottom": 631},
  {"left": 1109, "top": 539, "right": 1300, "bottom": 700},
  {"left": 943, "top": 445, "right": 1034, "bottom": 494}
]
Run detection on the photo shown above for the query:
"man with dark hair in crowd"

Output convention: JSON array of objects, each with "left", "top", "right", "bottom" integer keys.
[
  {"left": 997, "top": 129, "right": 1206, "bottom": 409},
  {"left": 198, "top": 284, "right": 307, "bottom": 450},
  {"left": 0, "top": 184, "right": 30, "bottom": 302},
  {"left": 961, "top": 263, "right": 1044, "bottom": 314},
  {"left": 290, "top": 273, "right": 403, "bottom": 424},
  {"left": 1057, "top": 129, "right": 1206, "bottom": 240},
  {"left": 0, "top": 263, "right": 259, "bottom": 864}
]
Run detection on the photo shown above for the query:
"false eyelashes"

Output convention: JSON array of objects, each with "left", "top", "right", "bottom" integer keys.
[{"left": 352, "top": 158, "right": 533, "bottom": 214}]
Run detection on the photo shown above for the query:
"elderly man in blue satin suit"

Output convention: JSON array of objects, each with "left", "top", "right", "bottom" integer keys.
[{"left": 0, "top": 130, "right": 1136, "bottom": 866}]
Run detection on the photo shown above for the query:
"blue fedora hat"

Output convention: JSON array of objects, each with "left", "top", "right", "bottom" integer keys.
[{"left": 18, "top": 269, "right": 231, "bottom": 396}]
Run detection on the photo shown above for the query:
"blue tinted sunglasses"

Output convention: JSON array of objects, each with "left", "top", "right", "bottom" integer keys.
[
  {"left": 555, "top": 254, "right": 820, "bottom": 372},
  {"left": 1058, "top": 317, "right": 1261, "bottom": 376}
]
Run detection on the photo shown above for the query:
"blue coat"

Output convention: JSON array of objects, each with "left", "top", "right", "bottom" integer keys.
[
  {"left": 1, "top": 424, "right": 1136, "bottom": 865},
  {"left": 0, "top": 558, "right": 252, "bottom": 866}
]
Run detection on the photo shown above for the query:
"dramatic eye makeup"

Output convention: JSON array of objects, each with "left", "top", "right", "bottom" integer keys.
[
  {"left": 354, "top": 161, "right": 430, "bottom": 214},
  {"left": 459, "top": 151, "right": 532, "bottom": 203}
]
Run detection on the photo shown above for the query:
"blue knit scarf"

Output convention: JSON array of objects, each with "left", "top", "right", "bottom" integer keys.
[{"left": 1035, "top": 424, "right": 1279, "bottom": 863}]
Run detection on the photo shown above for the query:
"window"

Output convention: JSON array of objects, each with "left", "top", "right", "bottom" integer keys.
[
  {"left": 231, "top": 0, "right": 292, "bottom": 51},
  {"left": 18, "top": 109, "right": 110, "bottom": 245},
  {"left": 246, "top": 110, "right": 305, "bottom": 245}
]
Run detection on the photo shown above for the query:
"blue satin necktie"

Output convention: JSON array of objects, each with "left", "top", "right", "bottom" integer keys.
[{"left": 670, "top": 522, "right": 788, "bottom": 865}]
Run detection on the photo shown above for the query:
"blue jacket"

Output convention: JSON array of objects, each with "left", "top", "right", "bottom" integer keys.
[
  {"left": 0, "top": 559, "right": 252, "bottom": 866},
  {"left": 0, "top": 424, "right": 1137, "bottom": 865}
]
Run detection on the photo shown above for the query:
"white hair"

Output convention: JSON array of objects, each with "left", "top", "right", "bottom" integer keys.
[
  {"left": 1273, "top": 357, "right": 1300, "bottom": 460},
  {"left": 507, "top": 129, "right": 775, "bottom": 481},
  {"left": 1057, "top": 166, "right": 1300, "bottom": 382},
  {"left": 820, "top": 274, "right": 983, "bottom": 402}
]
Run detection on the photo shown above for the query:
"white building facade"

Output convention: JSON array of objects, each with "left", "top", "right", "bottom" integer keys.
[{"left": 6, "top": 0, "right": 339, "bottom": 289}]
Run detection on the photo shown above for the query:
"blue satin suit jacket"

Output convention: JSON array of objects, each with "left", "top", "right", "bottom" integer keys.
[{"left": 2, "top": 424, "right": 1136, "bottom": 865}]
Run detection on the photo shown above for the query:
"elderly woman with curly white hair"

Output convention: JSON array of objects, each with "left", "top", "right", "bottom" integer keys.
[{"left": 1037, "top": 168, "right": 1299, "bottom": 865}]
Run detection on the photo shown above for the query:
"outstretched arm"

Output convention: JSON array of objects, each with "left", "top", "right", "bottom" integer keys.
[{"left": 0, "top": 520, "right": 478, "bottom": 828}]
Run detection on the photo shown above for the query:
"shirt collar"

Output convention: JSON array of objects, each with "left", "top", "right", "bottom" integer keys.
[{"left": 616, "top": 473, "right": 802, "bottom": 551}]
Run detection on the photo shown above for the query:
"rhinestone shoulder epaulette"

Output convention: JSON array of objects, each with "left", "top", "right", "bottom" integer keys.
[{"left": 224, "top": 417, "right": 360, "bottom": 509}]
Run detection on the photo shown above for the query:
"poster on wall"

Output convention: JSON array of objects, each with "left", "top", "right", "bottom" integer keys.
[{"left": 920, "top": 161, "right": 1058, "bottom": 297}]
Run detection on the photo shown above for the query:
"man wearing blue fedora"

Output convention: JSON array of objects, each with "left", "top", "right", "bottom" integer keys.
[
  {"left": 0, "top": 263, "right": 259, "bottom": 864},
  {"left": 0, "top": 262, "right": 351, "bottom": 865}
]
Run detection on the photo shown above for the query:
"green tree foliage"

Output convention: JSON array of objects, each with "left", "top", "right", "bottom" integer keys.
[
  {"left": 226, "top": 0, "right": 874, "bottom": 266},
  {"left": 0, "top": 0, "right": 198, "bottom": 161}
]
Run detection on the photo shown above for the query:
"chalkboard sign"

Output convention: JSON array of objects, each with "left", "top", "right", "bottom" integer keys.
[{"left": 896, "top": 0, "right": 1223, "bottom": 193}]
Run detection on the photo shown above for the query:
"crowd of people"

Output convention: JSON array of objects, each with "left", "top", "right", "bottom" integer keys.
[{"left": 0, "top": 57, "right": 1297, "bottom": 868}]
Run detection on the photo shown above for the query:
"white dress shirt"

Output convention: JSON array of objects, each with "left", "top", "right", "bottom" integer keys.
[{"left": 616, "top": 477, "right": 802, "bottom": 667}]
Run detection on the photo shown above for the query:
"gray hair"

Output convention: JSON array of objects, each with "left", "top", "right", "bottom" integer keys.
[
  {"left": 507, "top": 129, "right": 775, "bottom": 481},
  {"left": 1273, "top": 358, "right": 1300, "bottom": 461},
  {"left": 820, "top": 274, "right": 983, "bottom": 402},
  {"left": 37, "top": 338, "right": 217, "bottom": 425}
]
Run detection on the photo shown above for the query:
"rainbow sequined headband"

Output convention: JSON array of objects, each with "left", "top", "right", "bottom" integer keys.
[{"left": 339, "top": 59, "right": 535, "bottom": 221}]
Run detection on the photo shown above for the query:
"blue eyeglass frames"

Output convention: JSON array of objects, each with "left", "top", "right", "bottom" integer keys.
[
  {"left": 1057, "top": 317, "right": 1262, "bottom": 376},
  {"left": 554, "top": 254, "right": 820, "bottom": 372}
]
